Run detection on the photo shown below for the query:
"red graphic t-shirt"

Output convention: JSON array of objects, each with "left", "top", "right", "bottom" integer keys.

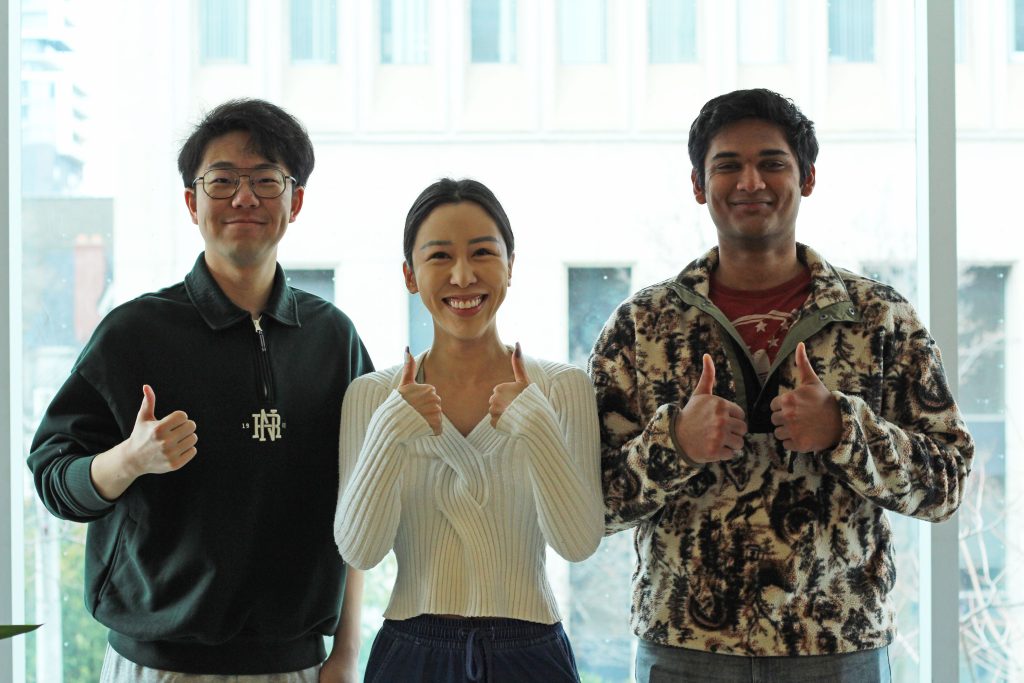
[{"left": 709, "top": 269, "right": 812, "bottom": 384}]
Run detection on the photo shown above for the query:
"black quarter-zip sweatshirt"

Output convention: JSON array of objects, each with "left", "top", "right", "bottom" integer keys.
[{"left": 28, "top": 254, "right": 373, "bottom": 674}]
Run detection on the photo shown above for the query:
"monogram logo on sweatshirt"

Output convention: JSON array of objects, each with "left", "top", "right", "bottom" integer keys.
[{"left": 242, "top": 408, "right": 286, "bottom": 442}]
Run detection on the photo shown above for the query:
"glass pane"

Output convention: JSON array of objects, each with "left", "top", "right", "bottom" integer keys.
[
  {"left": 15, "top": 2, "right": 926, "bottom": 681},
  {"left": 470, "top": 0, "right": 516, "bottom": 64},
  {"left": 559, "top": 0, "right": 606, "bottom": 64},
  {"left": 286, "top": 268, "right": 336, "bottom": 302},
  {"left": 648, "top": 0, "right": 697, "bottom": 64},
  {"left": 201, "top": 0, "right": 248, "bottom": 64},
  {"left": 408, "top": 294, "right": 432, "bottom": 357},
  {"left": 291, "top": 0, "right": 338, "bottom": 63},
  {"left": 957, "top": 2, "right": 1024, "bottom": 673},
  {"left": 828, "top": 0, "right": 875, "bottom": 62},
  {"left": 737, "top": 0, "right": 786, "bottom": 64},
  {"left": 380, "top": 0, "right": 429, "bottom": 65},
  {"left": 1016, "top": 0, "right": 1024, "bottom": 53}
]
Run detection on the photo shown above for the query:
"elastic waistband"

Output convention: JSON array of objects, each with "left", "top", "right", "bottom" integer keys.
[{"left": 383, "top": 615, "right": 563, "bottom": 650}]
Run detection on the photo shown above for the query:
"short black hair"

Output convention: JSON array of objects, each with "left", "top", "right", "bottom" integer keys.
[
  {"left": 177, "top": 98, "right": 315, "bottom": 188},
  {"left": 688, "top": 88, "right": 818, "bottom": 190},
  {"left": 403, "top": 178, "right": 514, "bottom": 269}
]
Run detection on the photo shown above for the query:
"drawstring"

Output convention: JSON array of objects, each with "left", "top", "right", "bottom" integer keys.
[{"left": 464, "top": 627, "right": 494, "bottom": 681}]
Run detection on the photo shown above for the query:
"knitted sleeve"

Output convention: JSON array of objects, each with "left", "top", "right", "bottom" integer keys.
[
  {"left": 334, "top": 375, "right": 435, "bottom": 569},
  {"left": 494, "top": 366, "right": 603, "bottom": 562}
]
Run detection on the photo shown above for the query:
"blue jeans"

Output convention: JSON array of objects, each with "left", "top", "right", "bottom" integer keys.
[
  {"left": 363, "top": 615, "right": 580, "bottom": 683},
  {"left": 636, "top": 639, "right": 891, "bottom": 683}
]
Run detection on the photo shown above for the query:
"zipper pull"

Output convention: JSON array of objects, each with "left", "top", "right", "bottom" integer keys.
[{"left": 253, "top": 316, "right": 267, "bottom": 351}]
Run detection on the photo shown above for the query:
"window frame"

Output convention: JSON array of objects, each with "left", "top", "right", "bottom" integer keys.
[{"left": 0, "top": 2, "right": 967, "bottom": 682}]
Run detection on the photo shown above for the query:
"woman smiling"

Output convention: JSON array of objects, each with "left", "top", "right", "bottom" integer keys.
[{"left": 334, "top": 178, "right": 603, "bottom": 683}]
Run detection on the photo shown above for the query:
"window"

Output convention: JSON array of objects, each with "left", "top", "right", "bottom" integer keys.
[
  {"left": 648, "top": 0, "right": 697, "bottom": 64},
  {"left": 954, "top": 0, "right": 966, "bottom": 63},
  {"left": 8, "top": 2, "right": 1020, "bottom": 682},
  {"left": 828, "top": 0, "right": 874, "bottom": 62},
  {"left": 285, "top": 268, "right": 336, "bottom": 302},
  {"left": 200, "top": 0, "right": 248, "bottom": 64},
  {"left": 470, "top": 0, "right": 516, "bottom": 64},
  {"left": 380, "top": 0, "right": 429, "bottom": 64},
  {"left": 564, "top": 267, "right": 633, "bottom": 679},
  {"left": 1015, "top": 0, "right": 1024, "bottom": 53},
  {"left": 559, "top": 0, "right": 606, "bottom": 64},
  {"left": 566, "top": 267, "right": 630, "bottom": 368},
  {"left": 737, "top": 0, "right": 786, "bottom": 64},
  {"left": 290, "top": 0, "right": 338, "bottom": 64},
  {"left": 955, "top": 267, "right": 1015, "bottom": 680},
  {"left": 408, "top": 294, "right": 432, "bottom": 356}
]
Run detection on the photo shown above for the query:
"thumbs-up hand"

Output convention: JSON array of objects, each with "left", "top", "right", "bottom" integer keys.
[
  {"left": 769, "top": 342, "right": 842, "bottom": 453},
  {"left": 674, "top": 354, "right": 747, "bottom": 463},
  {"left": 397, "top": 348, "right": 442, "bottom": 435},
  {"left": 489, "top": 342, "right": 530, "bottom": 427},
  {"left": 123, "top": 384, "right": 198, "bottom": 476}
]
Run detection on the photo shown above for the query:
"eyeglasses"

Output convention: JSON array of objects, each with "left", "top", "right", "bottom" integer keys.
[{"left": 192, "top": 168, "right": 297, "bottom": 199}]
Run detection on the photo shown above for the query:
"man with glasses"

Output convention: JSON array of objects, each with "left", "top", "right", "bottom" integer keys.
[
  {"left": 590, "top": 89, "right": 974, "bottom": 682},
  {"left": 28, "top": 99, "right": 372, "bottom": 682}
]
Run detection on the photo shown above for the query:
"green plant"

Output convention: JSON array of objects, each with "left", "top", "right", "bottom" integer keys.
[{"left": 0, "top": 625, "right": 41, "bottom": 639}]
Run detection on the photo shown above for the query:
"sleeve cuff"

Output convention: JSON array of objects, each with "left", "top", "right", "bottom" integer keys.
[
  {"left": 67, "top": 455, "right": 117, "bottom": 514},
  {"left": 493, "top": 383, "right": 549, "bottom": 436},
  {"left": 668, "top": 404, "right": 705, "bottom": 468},
  {"left": 374, "top": 389, "right": 439, "bottom": 442}
]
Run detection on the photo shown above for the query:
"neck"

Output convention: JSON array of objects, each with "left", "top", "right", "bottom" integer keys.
[
  {"left": 204, "top": 254, "right": 277, "bottom": 318},
  {"left": 424, "top": 332, "right": 510, "bottom": 384},
  {"left": 713, "top": 241, "right": 804, "bottom": 290}
]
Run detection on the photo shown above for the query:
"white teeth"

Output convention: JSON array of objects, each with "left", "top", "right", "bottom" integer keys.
[{"left": 447, "top": 296, "right": 482, "bottom": 310}]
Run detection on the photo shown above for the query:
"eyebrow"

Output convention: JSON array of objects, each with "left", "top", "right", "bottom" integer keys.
[
  {"left": 710, "top": 149, "right": 790, "bottom": 161},
  {"left": 419, "top": 236, "right": 502, "bottom": 250}
]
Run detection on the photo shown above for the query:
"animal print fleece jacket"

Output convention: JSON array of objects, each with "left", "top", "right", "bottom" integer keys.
[{"left": 589, "top": 244, "right": 973, "bottom": 656}]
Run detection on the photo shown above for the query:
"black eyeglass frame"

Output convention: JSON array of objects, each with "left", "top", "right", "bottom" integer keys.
[{"left": 191, "top": 167, "right": 298, "bottom": 199}]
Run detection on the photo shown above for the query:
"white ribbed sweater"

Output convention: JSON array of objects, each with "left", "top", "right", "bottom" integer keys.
[{"left": 334, "top": 354, "right": 603, "bottom": 624}]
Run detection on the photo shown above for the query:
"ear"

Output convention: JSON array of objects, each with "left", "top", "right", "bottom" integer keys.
[
  {"left": 289, "top": 185, "right": 305, "bottom": 222},
  {"left": 691, "top": 169, "right": 707, "bottom": 205},
  {"left": 184, "top": 188, "right": 199, "bottom": 225},
  {"left": 507, "top": 252, "right": 515, "bottom": 285},
  {"left": 801, "top": 163, "right": 816, "bottom": 197},
  {"left": 403, "top": 261, "right": 418, "bottom": 294}
]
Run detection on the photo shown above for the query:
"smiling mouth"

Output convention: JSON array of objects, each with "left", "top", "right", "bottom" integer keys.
[{"left": 444, "top": 295, "right": 485, "bottom": 310}]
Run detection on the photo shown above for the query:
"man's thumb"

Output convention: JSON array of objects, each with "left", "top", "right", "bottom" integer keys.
[
  {"left": 138, "top": 384, "right": 156, "bottom": 421},
  {"left": 795, "top": 342, "right": 820, "bottom": 385},
  {"left": 693, "top": 354, "right": 716, "bottom": 395}
]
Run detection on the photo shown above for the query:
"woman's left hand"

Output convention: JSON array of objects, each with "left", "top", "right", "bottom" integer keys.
[{"left": 489, "top": 342, "right": 530, "bottom": 427}]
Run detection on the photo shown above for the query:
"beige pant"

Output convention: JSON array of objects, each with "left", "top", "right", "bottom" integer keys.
[{"left": 99, "top": 645, "right": 321, "bottom": 683}]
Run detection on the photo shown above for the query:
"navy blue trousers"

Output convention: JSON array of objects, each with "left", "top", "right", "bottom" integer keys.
[{"left": 363, "top": 615, "right": 581, "bottom": 683}]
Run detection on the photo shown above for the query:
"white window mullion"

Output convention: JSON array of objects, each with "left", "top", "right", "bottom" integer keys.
[
  {"left": 2, "top": 0, "right": 26, "bottom": 681},
  {"left": 915, "top": 1, "right": 959, "bottom": 682}
]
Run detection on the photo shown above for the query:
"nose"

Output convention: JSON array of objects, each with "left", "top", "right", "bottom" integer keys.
[
  {"left": 736, "top": 165, "right": 765, "bottom": 192},
  {"left": 231, "top": 177, "right": 260, "bottom": 208},
  {"left": 449, "top": 258, "right": 478, "bottom": 287}
]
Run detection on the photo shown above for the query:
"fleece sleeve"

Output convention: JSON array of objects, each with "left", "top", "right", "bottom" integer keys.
[
  {"left": 820, "top": 306, "right": 974, "bottom": 523},
  {"left": 588, "top": 303, "right": 705, "bottom": 533}
]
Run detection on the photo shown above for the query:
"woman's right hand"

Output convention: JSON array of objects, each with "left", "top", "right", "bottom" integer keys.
[{"left": 397, "top": 348, "right": 442, "bottom": 436}]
